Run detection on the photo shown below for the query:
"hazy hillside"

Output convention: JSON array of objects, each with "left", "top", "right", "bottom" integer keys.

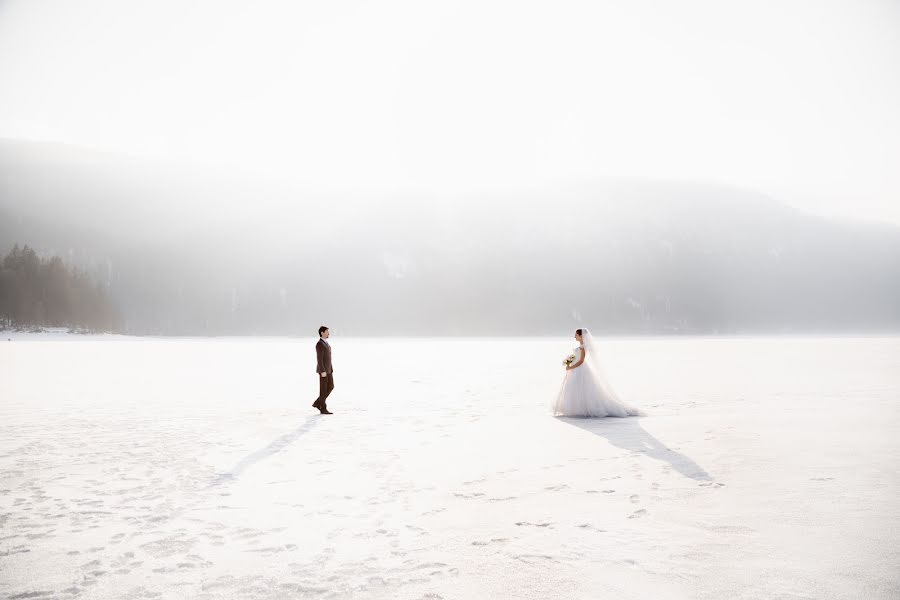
[{"left": 2, "top": 140, "right": 899, "bottom": 335}]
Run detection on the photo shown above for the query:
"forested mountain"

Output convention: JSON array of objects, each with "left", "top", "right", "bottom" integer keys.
[{"left": 2, "top": 139, "right": 899, "bottom": 335}]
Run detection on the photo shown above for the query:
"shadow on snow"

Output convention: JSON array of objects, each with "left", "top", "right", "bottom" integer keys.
[
  {"left": 557, "top": 416, "right": 713, "bottom": 482},
  {"left": 211, "top": 415, "right": 322, "bottom": 485}
]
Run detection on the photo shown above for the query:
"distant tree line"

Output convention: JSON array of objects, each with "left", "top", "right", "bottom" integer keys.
[{"left": 0, "top": 244, "right": 118, "bottom": 332}]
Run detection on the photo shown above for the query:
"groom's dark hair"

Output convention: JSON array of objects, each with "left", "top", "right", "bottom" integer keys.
[{"left": 318, "top": 326, "right": 329, "bottom": 337}]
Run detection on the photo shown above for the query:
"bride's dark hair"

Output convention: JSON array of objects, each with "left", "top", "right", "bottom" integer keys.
[{"left": 575, "top": 328, "right": 583, "bottom": 336}]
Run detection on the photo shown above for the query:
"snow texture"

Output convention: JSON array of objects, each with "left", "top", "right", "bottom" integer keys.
[{"left": 2, "top": 335, "right": 898, "bottom": 599}]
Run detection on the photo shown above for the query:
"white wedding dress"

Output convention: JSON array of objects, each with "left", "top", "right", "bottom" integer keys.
[{"left": 553, "top": 330, "right": 642, "bottom": 418}]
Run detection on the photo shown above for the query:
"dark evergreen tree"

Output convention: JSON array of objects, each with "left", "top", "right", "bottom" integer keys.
[{"left": 0, "top": 244, "right": 119, "bottom": 332}]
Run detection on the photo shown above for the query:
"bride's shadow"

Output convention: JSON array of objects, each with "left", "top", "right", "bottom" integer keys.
[{"left": 557, "top": 417, "right": 713, "bottom": 482}]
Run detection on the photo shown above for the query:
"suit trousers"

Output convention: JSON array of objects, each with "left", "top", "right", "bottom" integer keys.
[{"left": 317, "top": 373, "right": 334, "bottom": 406}]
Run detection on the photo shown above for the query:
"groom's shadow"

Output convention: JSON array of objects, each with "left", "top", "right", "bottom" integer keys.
[
  {"left": 558, "top": 417, "right": 713, "bottom": 482},
  {"left": 209, "top": 415, "right": 321, "bottom": 487}
]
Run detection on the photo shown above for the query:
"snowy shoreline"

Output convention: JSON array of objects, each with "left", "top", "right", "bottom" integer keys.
[
  {"left": 5, "top": 328, "right": 899, "bottom": 342},
  {"left": 1, "top": 327, "right": 133, "bottom": 342}
]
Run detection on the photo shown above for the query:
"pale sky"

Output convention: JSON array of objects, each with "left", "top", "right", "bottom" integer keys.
[{"left": 1, "top": 0, "right": 899, "bottom": 223}]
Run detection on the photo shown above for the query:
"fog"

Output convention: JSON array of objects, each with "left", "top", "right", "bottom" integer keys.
[
  {"left": 2, "top": 140, "right": 898, "bottom": 335},
  {"left": 1, "top": 1, "right": 899, "bottom": 335}
]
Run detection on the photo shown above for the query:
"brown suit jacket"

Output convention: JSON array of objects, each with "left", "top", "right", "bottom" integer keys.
[{"left": 316, "top": 338, "right": 333, "bottom": 375}]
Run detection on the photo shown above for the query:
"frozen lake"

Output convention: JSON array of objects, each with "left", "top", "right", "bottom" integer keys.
[{"left": 2, "top": 336, "right": 899, "bottom": 599}]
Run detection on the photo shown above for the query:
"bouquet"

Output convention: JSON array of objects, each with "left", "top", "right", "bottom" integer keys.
[{"left": 563, "top": 354, "right": 576, "bottom": 367}]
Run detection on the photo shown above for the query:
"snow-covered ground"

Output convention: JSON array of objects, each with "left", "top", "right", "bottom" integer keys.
[{"left": 1, "top": 336, "right": 898, "bottom": 599}]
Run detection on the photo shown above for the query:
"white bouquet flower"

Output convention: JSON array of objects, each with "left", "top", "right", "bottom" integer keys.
[{"left": 563, "top": 354, "right": 576, "bottom": 367}]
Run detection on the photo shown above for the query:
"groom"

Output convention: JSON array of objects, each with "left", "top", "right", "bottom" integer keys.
[{"left": 312, "top": 325, "right": 334, "bottom": 415}]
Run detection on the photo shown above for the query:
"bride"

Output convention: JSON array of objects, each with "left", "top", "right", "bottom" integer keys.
[{"left": 553, "top": 328, "right": 642, "bottom": 418}]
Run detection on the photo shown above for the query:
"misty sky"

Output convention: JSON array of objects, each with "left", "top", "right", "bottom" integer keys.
[{"left": 1, "top": 0, "right": 899, "bottom": 223}]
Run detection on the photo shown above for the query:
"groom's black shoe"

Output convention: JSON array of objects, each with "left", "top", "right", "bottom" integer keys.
[
  {"left": 320, "top": 405, "right": 332, "bottom": 415},
  {"left": 312, "top": 400, "right": 322, "bottom": 410}
]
